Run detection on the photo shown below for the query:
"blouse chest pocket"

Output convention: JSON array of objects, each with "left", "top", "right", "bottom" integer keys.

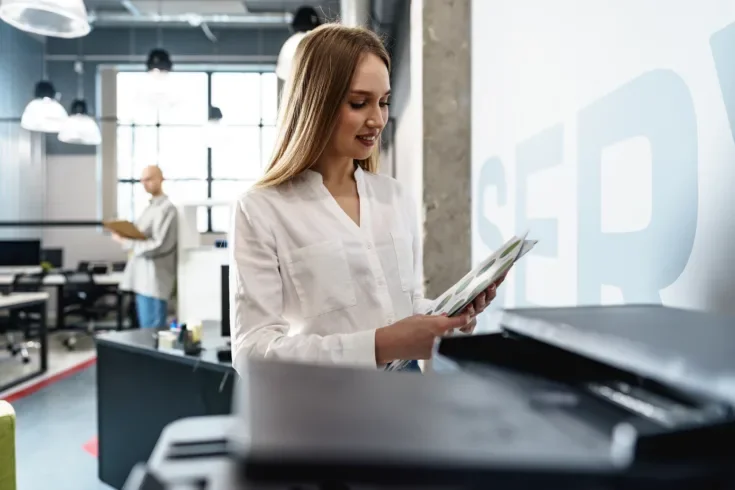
[
  {"left": 286, "top": 240, "right": 358, "bottom": 318},
  {"left": 390, "top": 232, "right": 414, "bottom": 292}
]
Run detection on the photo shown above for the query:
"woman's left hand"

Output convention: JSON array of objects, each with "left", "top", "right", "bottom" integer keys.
[{"left": 457, "top": 272, "right": 508, "bottom": 333}]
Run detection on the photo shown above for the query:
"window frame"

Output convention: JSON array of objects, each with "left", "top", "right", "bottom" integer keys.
[{"left": 116, "top": 69, "right": 277, "bottom": 233}]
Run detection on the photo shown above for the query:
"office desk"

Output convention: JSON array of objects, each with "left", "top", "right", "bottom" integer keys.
[
  {"left": 96, "top": 321, "right": 235, "bottom": 489},
  {"left": 0, "top": 266, "right": 42, "bottom": 276},
  {"left": 0, "top": 272, "right": 125, "bottom": 330},
  {"left": 0, "top": 292, "right": 49, "bottom": 392}
]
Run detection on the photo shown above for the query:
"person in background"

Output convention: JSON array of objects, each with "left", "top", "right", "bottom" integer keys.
[
  {"left": 112, "top": 165, "right": 178, "bottom": 328},
  {"left": 228, "top": 24, "right": 502, "bottom": 373}
]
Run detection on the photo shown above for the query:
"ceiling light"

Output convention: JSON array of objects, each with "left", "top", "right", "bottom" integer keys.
[
  {"left": 276, "top": 6, "right": 321, "bottom": 81},
  {"left": 291, "top": 5, "right": 320, "bottom": 33},
  {"left": 146, "top": 48, "right": 173, "bottom": 73},
  {"left": 276, "top": 31, "right": 307, "bottom": 81},
  {"left": 145, "top": 48, "right": 174, "bottom": 105},
  {"left": 21, "top": 80, "right": 68, "bottom": 133},
  {"left": 58, "top": 99, "right": 101, "bottom": 145},
  {"left": 204, "top": 106, "right": 224, "bottom": 148},
  {"left": 0, "top": 0, "right": 91, "bottom": 38}
]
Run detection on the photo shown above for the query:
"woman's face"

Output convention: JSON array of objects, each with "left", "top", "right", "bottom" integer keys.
[{"left": 329, "top": 53, "right": 390, "bottom": 161}]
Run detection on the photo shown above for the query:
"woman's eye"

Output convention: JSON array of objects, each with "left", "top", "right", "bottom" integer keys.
[
  {"left": 380, "top": 101, "right": 391, "bottom": 108},
  {"left": 350, "top": 102, "right": 366, "bottom": 109}
]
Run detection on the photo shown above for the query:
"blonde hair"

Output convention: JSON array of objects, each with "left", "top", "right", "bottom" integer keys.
[{"left": 255, "top": 24, "right": 391, "bottom": 189}]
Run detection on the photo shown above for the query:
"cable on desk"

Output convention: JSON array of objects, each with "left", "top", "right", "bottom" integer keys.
[
  {"left": 197, "top": 367, "right": 214, "bottom": 414},
  {"left": 218, "top": 371, "right": 230, "bottom": 393},
  {"left": 191, "top": 355, "right": 202, "bottom": 373}
]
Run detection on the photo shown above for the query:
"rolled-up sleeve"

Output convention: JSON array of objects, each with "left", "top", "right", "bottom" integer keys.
[{"left": 229, "top": 193, "right": 378, "bottom": 373}]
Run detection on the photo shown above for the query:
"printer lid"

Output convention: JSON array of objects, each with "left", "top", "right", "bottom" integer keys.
[{"left": 500, "top": 305, "right": 735, "bottom": 406}]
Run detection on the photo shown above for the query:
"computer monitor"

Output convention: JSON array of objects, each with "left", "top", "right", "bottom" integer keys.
[
  {"left": 41, "top": 248, "right": 63, "bottom": 268},
  {"left": 0, "top": 239, "right": 41, "bottom": 266},
  {"left": 221, "top": 264, "right": 230, "bottom": 338}
]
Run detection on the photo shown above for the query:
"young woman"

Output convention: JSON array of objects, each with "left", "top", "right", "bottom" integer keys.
[{"left": 229, "top": 24, "right": 500, "bottom": 372}]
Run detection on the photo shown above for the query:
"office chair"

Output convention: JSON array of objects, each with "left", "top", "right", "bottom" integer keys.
[
  {"left": 1, "top": 272, "right": 46, "bottom": 364},
  {"left": 60, "top": 271, "right": 117, "bottom": 350},
  {"left": 89, "top": 264, "right": 109, "bottom": 275}
]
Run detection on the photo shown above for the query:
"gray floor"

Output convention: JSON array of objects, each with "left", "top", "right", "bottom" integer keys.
[
  {"left": 0, "top": 331, "right": 97, "bottom": 392},
  {"left": 1, "top": 322, "right": 116, "bottom": 489},
  {"left": 13, "top": 364, "right": 112, "bottom": 490},
  {"left": 0, "top": 319, "right": 121, "bottom": 395}
]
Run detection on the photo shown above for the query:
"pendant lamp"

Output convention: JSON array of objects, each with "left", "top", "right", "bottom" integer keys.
[
  {"left": 0, "top": 0, "right": 91, "bottom": 38},
  {"left": 58, "top": 99, "right": 101, "bottom": 145},
  {"left": 276, "top": 6, "right": 321, "bottom": 81},
  {"left": 143, "top": 47, "right": 174, "bottom": 107},
  {"left": 21, "top": 80, "right": 68, "bottom": 133},
  {"left": 146, "top": 48, "right": 173, "bottom": 74},
  {"left": 204, "top": 106, "right": 224, "bottom": 148}
]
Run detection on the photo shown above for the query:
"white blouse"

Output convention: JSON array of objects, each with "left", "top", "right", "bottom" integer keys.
[{"left": 228, "top": 166, "right": 432, "bottom": 372}]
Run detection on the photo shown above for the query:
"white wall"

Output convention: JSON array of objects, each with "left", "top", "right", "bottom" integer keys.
[
  {"left": 43, "top": 154, "right": 126, "bottom": 268},
  {"left": 472, "top": 0, "right": 735, "bottom": 314},
  {"left": 393, "top": 0, "right": 423, "bottom": 221}
]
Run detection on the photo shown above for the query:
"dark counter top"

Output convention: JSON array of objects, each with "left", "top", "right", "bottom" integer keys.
[{"left": 96, "top": 321, "right": 234, "bottom": 374}]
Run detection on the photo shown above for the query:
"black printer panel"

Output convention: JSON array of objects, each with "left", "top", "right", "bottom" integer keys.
[{"left": 437, "top": 331, "right": 735, "bottom": 465}]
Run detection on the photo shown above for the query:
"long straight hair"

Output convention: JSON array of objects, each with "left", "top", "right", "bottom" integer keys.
[{"left": 255, "top": 24, "right": 391, "bottom": 189}]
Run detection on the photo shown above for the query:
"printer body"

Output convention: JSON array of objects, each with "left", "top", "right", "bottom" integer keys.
[{"left": 124, "top": 305, "right": 735, "bottom": 490}]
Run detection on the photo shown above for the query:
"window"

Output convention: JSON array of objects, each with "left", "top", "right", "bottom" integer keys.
[{"left": 116, "top": 70, "right": 279, "bottom": 232}]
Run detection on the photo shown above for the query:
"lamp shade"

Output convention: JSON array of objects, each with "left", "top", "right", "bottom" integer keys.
[
  {"left": 0, "top": 0, "right": 90, "bottom": 38},
  {"left": 275, "top": 31, "right": 307, "bottom": 81},
  {"left": 58, "top": 99, "right": 101, "bottom": 145},
  {"left": 20, "top": 80, "right": 68, "bottom": 133},
  {"left": 276, "top": 6, "right": 321, "bottom": 81},
  {"left": 146, "top": 48, "right": 173, "bottom": 73},
  {"left": 209, "top": 106, "right": 223, "bottom": 122},
  {"left": 204, "top": 106, "right": 224, "bottom": 148},
  {"left": 291, "top": 5, "right": 320, "bottom": 32}
]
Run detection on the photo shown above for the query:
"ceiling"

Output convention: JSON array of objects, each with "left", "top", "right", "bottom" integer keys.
[
  {"left": 86, "top": 1, "right": 339, "bottom": 17},
  {"left": 84, "top": 0, "right": 398, "bottom": 28}
]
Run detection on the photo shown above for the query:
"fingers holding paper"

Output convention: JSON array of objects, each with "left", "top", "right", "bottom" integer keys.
[
  {"left": 471, "top": 283, "right": 498, "bottom": 315},
  {"left": 459, "top": 305, "right": 477, "bottom": 334},
  {"left": 458, "top": 271, "right": 506, "bottom": 325}
]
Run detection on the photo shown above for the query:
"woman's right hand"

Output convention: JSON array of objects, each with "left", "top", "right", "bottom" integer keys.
[{"left": 374, "top": 313, "right": 471, "bottom": 365}]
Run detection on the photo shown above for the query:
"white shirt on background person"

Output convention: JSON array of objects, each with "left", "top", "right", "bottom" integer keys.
[{"left": 120, "top": 194, "right": 178, "bottom": 301}]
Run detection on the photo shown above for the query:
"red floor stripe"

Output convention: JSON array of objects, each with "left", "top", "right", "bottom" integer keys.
[
  {"left": 2, "top": 357, "right": 97, "bottom": 403},
  {"left": 83, "top": 436, "right": 98, "bottom": 458}
]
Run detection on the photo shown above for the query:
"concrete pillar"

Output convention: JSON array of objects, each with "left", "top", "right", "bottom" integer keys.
[
  {"left": 420, "top": 0, "right": 472, "bottom": 298},
  {"left": 99, "top": 67, "right": 118, "bottom": 220},
  {"left": 340, "top": 0, "right": 371, "bottom": 27}
]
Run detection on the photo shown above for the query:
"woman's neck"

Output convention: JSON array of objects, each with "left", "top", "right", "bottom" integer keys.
[{"left": 312, "top": 155, "right": 355, "bottom": 186}]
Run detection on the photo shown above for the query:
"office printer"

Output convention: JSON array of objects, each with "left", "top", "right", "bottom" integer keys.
[{"left": 124, "top": 305, "right": 735, "bottom": 490}]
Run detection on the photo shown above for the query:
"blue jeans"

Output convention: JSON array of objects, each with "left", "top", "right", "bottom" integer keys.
[
  {"left": 400, "top": 360, "right": 421, "bottom": 372},
  {"left": 135, "top": 294, "right": 168, "bottom": 328},
  {"left": 389, "top": 360, "right": 422, "bottom": 372}
]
